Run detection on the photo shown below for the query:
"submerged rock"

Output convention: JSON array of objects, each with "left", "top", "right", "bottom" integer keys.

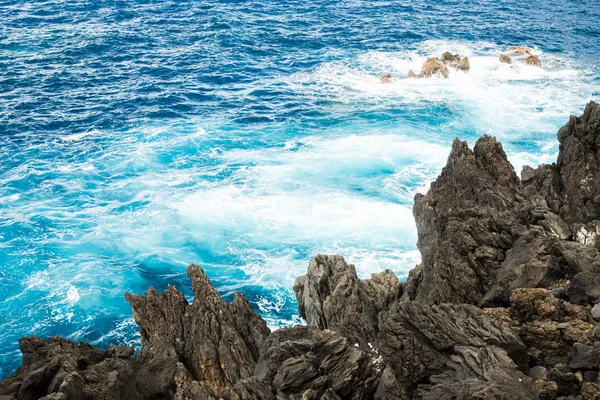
[{"left": 380, "top": 73, "right": 392, "bottom": 83}]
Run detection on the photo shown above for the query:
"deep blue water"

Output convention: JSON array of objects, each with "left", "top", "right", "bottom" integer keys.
[{"left": 1, "top": 0, "right": 599, "bottom": 378}]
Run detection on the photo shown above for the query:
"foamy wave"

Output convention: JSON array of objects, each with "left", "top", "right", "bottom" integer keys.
[{"left": 286, "top": 39, "right": 595, "bottom": 146}]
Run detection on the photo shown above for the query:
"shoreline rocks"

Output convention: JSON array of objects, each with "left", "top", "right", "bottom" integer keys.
[
  {"left": 408, "top": 51, "right": 470, "bottom": 79},
  {"left": 2, "top": 102, "right": 600, "bottom": 399},
  {"left": 507, "top": 45, "right": 543, "bottom": 67}
]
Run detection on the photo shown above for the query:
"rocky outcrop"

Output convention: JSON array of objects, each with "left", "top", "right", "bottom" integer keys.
[
  {"left": 500, "top": 54, "right": 512, "bottom": 64},
  {"left": 506, "top": 46, "right": 542, "bottom": 67},
  {"left": 406, "top": 135, "right": 529, "bottom": 305},
  {"left": 550, "top": 101, "right": 600, "bottom": 226},
  {"left": 2, "top": 102, "right": 600, "bottom": 400},
  {"left": 409, "top": 57, "right": 449, "bottom": 79},
  {"left": 408, "top": 52, "right": 470, "bottom": 79},
  {"left": 294, "top": 254, "right": 401, "bottom": 344},
  {"left": 125, "top": 265, "right": 270, "bottom": 393},
  {"left": 376, "top": 302, "right": 532, "bottom": 398}
]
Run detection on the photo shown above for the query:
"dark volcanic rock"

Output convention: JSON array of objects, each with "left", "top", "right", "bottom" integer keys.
[
  {"left": 125, "top": 265, "right": 271, "bottom": 393},
  {"left": 407, "top": 135, "right": 528, "bottom": 305},
  {"left": 259, "top": 326, "right": 379, "bottom": 399},
  {"left": 0, "top": 337, "right": 147, "bottom": 400},
  {"left": 376, "top": 301, "right": 530, "bottom": 397},
  {"left": 524, "top": 101, "right": 600, "bottom": 230},
  {"left": 294, "top": 254, "right": 401, "bottom": 344},
  {"left": 482, "top": 231, "right": 575, "bottom": 306}
]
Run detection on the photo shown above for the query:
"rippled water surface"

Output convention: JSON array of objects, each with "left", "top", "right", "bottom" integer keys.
[{"left": 1, "top": 0, "right": 599, "bottom": 377}]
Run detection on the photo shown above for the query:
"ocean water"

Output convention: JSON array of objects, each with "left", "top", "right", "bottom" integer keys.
[{"left": 1, "top": 0, "right": 599, "bottom": 378}]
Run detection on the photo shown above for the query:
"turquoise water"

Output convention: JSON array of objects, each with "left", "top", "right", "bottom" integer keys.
[{"left": 1, "top": 0, "right": 599, "bottom": 378}]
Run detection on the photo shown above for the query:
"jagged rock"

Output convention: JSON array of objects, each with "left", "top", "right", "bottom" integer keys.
[
  {"left": 414, "top": 347, "right": 537, "bottom": 400},
  {"left": 508, "top": 46, "right": 533, "bottom": 55},
  {"left": 418, "top": 57, "right": 449, "bottom": 78},
  {"left": 550, "top": 240, "right": 600, "bottom": 304},
  {"left": 410, "top": 53, "right": 470, "bottom": 79},
  {"left": 521, "top": 164, "right": 564, "bottom": 216},
  {"left": 294, "top": 254, "right": 401, "bottom": 344},
  {"left": 373, "top": 363, "right": 407, "bottom": 399},
  {"left": 257, "top": 326, "right": 379, "bottom": 399},
  {"left": 500, "top": 54, "right": 512, "bottom": 64},
  {"left": 452, "top": 56, "right": 470, "bottom": 72},
  {"left": 407, "top": 135, "right": 528, "bottom": 305},
  {"left": 0, "top": 337, "right": 141, "bottom": 400},
  {"left": 482, "top": 231, "right": 575, "bottom": 307},
  {"left": 125, "top": 265, "right": 271, "bottom": 393},
  {"left": 376, "top": 301, "right": 529, "bottom": 397},
  {"left": 524, "top": 55, "right": 542, "bottom": 67},
  {"left": 523, "top": 101, "right": 600, "bottom": 229},
  {"left": 557, "top": 108, "right": 600, "bottom": 224},
  {"left": 441, "top": 51, "right": 461, "bottom": 64},
  {"left": 440, "top": 52, "right": 470, "bottom": 72}
]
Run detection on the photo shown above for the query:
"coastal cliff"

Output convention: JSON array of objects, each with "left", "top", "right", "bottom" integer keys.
[{"left": 1, "top": 101, "right": 599, "bottom": 400}]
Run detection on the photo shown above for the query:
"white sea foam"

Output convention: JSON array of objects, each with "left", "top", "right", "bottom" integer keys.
[
  {"left": 61, "top": 129, "right": 99, "bottom": 142},
  {"left": 287, "top": 40, "right": 594, "bottom": 144}
]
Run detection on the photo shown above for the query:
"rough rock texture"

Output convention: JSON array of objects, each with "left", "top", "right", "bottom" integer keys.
[
  {"left": 294, "top": 254, "right": 401, "bottom": 344},
  {"left": 3, "top": 102, "right": 600, "bottom": 400},
  {"left": 441, "top": 51, "right": 470, "bottom": 71},
  {"left": 500, "top": 54, "right": 512, "bottom": 63},
  {"left": 125, "top": 265, "right": 271, "bottom": 393},
  {"left": 257, "top": 326, "right": 379, "bottom": 399},
  {"left": 481, "top": 232, "right": 575, "bottom": 306},
  {"left": 417, "top": 57, "right": 449, "bottom": 78},
  {"left": 0, "top": 337, "right": 178, "bottom": 400},
  {"left": 524, "top": 101, "right": 600, "bottom": 228},
  {"left": 376, "top": 302, "right": 532, "bottom": 397},
  {"left": 406, "top": 135, "right": 528, "bottom": 305}
]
